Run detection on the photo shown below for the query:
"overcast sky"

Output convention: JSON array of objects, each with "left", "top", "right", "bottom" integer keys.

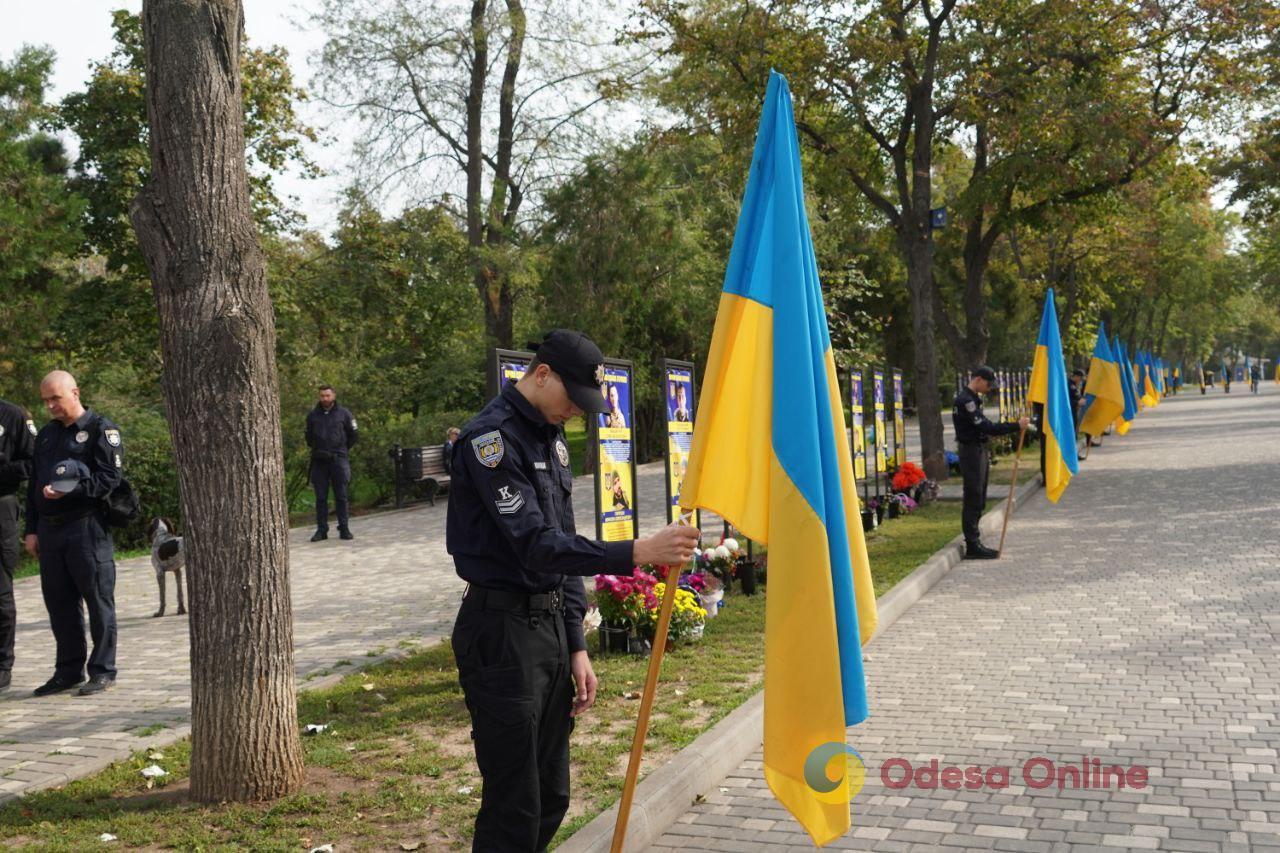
[{"left": 2, "top": 1, "right": 351, "bottom": 232}]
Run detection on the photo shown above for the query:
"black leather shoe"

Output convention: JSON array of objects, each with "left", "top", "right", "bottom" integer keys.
[
  {"left": 78, "top": 675, "right": 116, "bottom": 696},
  {"left": 964, "top": 543, "right": 1000, "bottom": 560},
  {"left": 310, "top": 530, "right": 328, "bottom": 542},
  {"left": 33, "top": 675, "right": 86, "bottom": 697},
  {"left": 0, "top": 670, "right": 10, "bottom": 692},
  {"left": 339, "top": 529, "right": 354, "bottom": 541}
]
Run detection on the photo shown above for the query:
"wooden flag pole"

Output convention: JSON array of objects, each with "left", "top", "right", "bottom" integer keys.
[
  {"left": 610, "top": 513, "right": 692, "bottom": 853},
  {"left": 996, "top": 422, "right": 1029, "bottom": 558}
]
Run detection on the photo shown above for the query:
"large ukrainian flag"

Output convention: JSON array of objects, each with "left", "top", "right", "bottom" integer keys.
[
  {"left": 1080, "top": 324, "right": 1125, "bottom": 437},
  {"left": 1112, "top": 336, "right": 1139, "bottom": 434},
  {"left": 681, "top": 71, "right": 876, "bottom": 847},
  {"left": 1028, "top": 289, "right": 1079, "bottom": 502}
]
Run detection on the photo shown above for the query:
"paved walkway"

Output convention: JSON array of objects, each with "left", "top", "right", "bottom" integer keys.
[
  {"left": 654, "top": 384, "right": 1280, "bottom": 851},
  {"left": 0, "top": 457, "right": 701, "bottom": 802}
]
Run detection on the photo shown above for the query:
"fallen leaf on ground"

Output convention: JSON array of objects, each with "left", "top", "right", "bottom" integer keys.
[
  {"left": 139, "top": 765, "right": 167, "bottom": 779},
  {"left": 400, "top": 843, "right": 421, "bottom": 851},
  {"left": 456, "top": 786, "right": 473, "bottom": 795},
  {"left": 623, "top": 691, "right": 642, "bottom": 700},
  {"left": 99, "top": 833, "right": 117, "bottom": 842}
]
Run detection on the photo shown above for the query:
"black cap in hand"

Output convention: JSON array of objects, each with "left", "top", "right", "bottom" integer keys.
[{"left": 49, "top": 459, "right": 91, "bottom": 494}]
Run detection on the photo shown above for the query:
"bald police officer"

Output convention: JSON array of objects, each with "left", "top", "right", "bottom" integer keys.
[
  {"left": 953, "top": 367, "right": 1029, "bottom": 560},
  {"left": 447, "top": 330, "right": 699, "bottom": 851},
  {"left": 0, "top": 398, "right": 36, "bottom": 692},
  {"left": 24, "top": 371, "right": 122, "bottom": 696}
]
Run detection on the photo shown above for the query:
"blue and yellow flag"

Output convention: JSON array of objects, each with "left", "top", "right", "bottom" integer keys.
[
  {"left": 1028, "top": 289, "right": 1079, "bottom": 502},
  {"left": 681, "top": 72, "right": 877, "bottom": 847},
  {"left": 1112, "top": 336, "right": 1139, "bottom": 433},
  {"left": 1140, "top": 352, "right": 1160, "bottom": 406},
  {"left": 1080, "top": 324, "right": 1125, "bottom": 437}
]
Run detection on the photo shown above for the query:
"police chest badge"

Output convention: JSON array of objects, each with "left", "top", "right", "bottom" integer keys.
[
  {"left": 75, "top": 431, "right": 89, "bottom": 444},
  {"left": 472, "top": 430, "right": 505, "bottom": 468},
  {"left": 105, "top": 429, "right": 121, "bottom": 447},
  {"left": 965, "top": 401, "right": 976, "bottom": 413},
  {"left": 555, "top": 438, "right": 570, "bottom": 468}
]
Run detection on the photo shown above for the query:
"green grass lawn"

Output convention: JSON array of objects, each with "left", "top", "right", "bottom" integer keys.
[{"left": 0, "top": 499, "right": 972, "bottom": 851}]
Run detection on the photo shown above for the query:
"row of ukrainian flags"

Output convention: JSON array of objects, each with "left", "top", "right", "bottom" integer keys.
[
  {"left": 678, "top": 72, "right": 1176, "bottom": 848},
  {"left": 1028, "top": 287, "right": 1176, "bottom": 504}
]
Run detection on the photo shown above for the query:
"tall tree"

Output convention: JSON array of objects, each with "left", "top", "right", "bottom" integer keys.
[
  {"left": 312, "top": 0, "right": 633, "bottom": 347},
  {"left": 0, "top": 46, "right": 84, "bottom": 395},
  {"left": 131, "top": 0, "right": 303, "bottom": 801},
  {"left": 638, "top": 0, "right": 963, "bottom": 478}
]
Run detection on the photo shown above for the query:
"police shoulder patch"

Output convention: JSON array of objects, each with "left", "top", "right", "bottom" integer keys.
[
  {"left": 0, "top": 425, "right": 5, "bottom": 438},
  {"left": 964, "top": 401, "right": 977, "bottom": 413},
  {"left": 493, "top": 479, "right": 525, "bottom": 515},
  {"left": 350, "top": 418, "right": 358, "bottom": 430},
  {"left": 26, "top": 420, "right": 36, "bottom": 436},
  {"left": 471, "top": 430, "right": 505, "bottom": 468},
  {"left": 105, "top": 429, "right": 121, "bottom": 447}
]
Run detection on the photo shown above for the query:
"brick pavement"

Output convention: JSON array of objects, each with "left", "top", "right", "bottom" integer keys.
[
  {"left": 653, "top": 385, "right": 1280, "bottom": 852},
  {"left": 0, "top": 456, "right": 699, "bottom": 802}
]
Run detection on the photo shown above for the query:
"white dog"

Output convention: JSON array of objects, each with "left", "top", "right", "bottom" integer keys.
[{"left": 147, "top": 517, "right": 186, "bottom": 617}]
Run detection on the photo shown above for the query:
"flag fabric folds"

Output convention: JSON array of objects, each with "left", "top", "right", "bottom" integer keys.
[
  {"left": 680, "top": 71, "right": 877, "bottom": 847},
  {"left": 1028, "top": 289, "right": 1079, "bottom": 502},
  {"left": 1141, "top": 352, "right": 1160, "bottom": 406},
  {"left": 1113, "top": 337, "right": 1139, "bottom": 434},
  {"left": 1080, "top": 324, "right": 1125, "bottom": 437}
]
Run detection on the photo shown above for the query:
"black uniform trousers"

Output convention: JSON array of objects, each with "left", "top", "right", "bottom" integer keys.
[
  {"left": 958, "top": 442, "right": 990, "bottom": 546},
  {"left": 37, "top": 513, "right": 117, "bottom": 680},
  {"left": 311, "top": 456, "right": 351, "bottom": 533},
  {"left": 452, "top": 589, "right": 575, "bottom": 852},
  {"left": 0, "top": 494, "right": 20, "bottom": 672}
]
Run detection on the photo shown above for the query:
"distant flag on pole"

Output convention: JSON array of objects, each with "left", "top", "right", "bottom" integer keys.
[
  {"left": 1028, "top": 289, "right": 1079, "bottom": 502},
  {"left": 1139, "top": 352, "right": 1159, "bottom": 407},
  {"left": 1080, "top": 324, "right": 1125, "bottom": 437},
  {"left": 680, "top": 71, "right": 877, "bottom": 847},
  {"left": 1112, "top": 337, "right": 1139, "bottom": 434}
]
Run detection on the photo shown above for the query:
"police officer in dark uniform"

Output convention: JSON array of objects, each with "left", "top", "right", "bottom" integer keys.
[
  {"left": 953, "top": 366, "right": 1029, "bottom": 560},
  {"left": 24, "top": 371, "right": 122, "bottom": 696},
  {"left": 0, "top": 398, "right": 36, "bottom": 692},
  {"left": 305, "top": 385, "right": 358, "bottom": 542},
  {"left": 447, "top": 330, "right": 699, "bottom": 851}
]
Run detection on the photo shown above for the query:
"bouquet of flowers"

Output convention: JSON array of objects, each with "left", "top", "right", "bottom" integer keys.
[
  {"left": 695, "top": 538, "right": 745, "bottom": 584},
  {"left": 593, "top": 569, "right": 659, "bottom": 629},
  {"left": 891, "top": 461, "right": 927, "bottom": 493},
  {"left": 636, "top": 581, "right": 707, "bottom": 643}
]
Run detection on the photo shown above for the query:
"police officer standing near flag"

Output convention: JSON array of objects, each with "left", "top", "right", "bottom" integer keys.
[
  {"left": 447, "top": 329, "right": 700, "bottom": 851},
  {"left": 0, "top": 397, "right": 36, "bottom": 692},
  {"left": 24, "top": 371, "right": 122, "bottom": 696},
  {"left": 953, "top": 366, "right": 1029, "bottom": 560}
]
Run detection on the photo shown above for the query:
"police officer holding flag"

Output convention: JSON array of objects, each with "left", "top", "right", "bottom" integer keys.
[
  {"left": 953, "top": 366, "right": 1029, "bottom": 560},
  {"left": 447, "top": 329, "right": 699, "bottom": 850}
]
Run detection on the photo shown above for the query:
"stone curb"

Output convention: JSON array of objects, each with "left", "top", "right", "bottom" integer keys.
[{"left": 558, "top": 473, "right": 1045, "bottom": 853}]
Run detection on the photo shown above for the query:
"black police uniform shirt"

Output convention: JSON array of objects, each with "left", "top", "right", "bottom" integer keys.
[
  {"left": 447, "top": 382, "right": 633, "bottom": 655},
  {"left": 305, "top": 404, "right": 358, "bottom": 456},
  {"left": 952, "top": 387, "right": 1020, "bottom": 445},
  {"left": 0, "top": 400, "right": 36, "bottom": 498},
  {"left": 25, "top": 410, "right": 124, "bottom": 534}
]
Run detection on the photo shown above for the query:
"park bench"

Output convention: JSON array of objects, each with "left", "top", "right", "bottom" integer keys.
[{"left": 389, "top": 443, "right": 451, "bottom": 509}]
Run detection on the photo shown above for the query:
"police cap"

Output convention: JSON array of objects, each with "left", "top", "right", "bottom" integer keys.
[
  {"left": 972, "top": 366, "right": 998, "bottom": 388},
  {"left": 49, "top": 458, "right": 91, "bottom": 494},
  {"left": 532, "top": 329, "right": 611, "bottom": 414}
]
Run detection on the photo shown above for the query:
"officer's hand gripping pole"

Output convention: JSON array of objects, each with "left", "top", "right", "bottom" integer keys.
[
  {"left": 610, "top": 510, "right": 694, "bottom": 853},
  {"left": 996, "top": 417, "right": 1029, "bottom": 558}
]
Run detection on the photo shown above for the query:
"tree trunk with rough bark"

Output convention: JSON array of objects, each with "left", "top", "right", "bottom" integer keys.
[{"left": 131, "top": 0, "right": 304, "bottom": 803}]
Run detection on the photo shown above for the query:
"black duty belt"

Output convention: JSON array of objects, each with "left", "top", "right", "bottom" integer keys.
[
  {"left": 465, "top": 585, "right": 564, "bottom": 613},
  {"left": 40, "top": 507, "right": 97, "bottom": 527}
]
